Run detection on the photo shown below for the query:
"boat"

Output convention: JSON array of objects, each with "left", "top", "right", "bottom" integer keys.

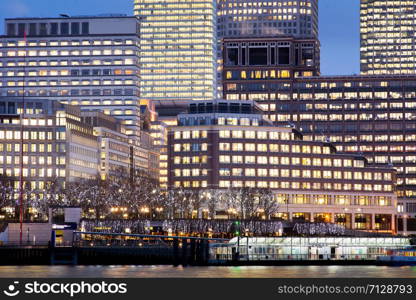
[{"left": 377, "top": 248, "right": 416, "bottom": 266}]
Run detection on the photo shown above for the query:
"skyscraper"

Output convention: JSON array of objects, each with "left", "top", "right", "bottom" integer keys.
[
  {"left": 217, "top": 0, "right": 318, "bottom": 38},
  {"left": 134, "top": 0, "right": 217, "bottom": 102},
  {"left": 216, "top": 0, "right": 319, "bottom": 97},
  {"left": 1, "top": 15, "right": 142, "bottom": 137},
  {"left": 360, "top": 0, "right": 416, "bottom": 75}
]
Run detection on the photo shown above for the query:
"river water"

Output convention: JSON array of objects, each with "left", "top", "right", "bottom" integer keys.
[{"left": 0, "top": 265, "right": 415, "bottom": 278}]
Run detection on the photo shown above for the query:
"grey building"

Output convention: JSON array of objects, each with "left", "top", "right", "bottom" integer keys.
[{"left": 1, "top": 15, "right": 142, "bottom": 137}]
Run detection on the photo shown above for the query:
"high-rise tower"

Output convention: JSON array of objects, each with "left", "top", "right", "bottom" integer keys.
[
  {"left": 134, "top": 0, "right": 217, "bottom": 102},
  {"left": 360, "top": 0, "right": 416, "bottom": 75}
]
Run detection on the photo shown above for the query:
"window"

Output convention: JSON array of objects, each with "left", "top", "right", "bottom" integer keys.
[
  {"left": 51, "top": 23, "right": 58, "bottom": 35},
  {"left": 71, "top": 23, "right": 80, "bottom": 35},
  {"left": 81, "top": 22, "right": 89, "bottom": 34},
  {"left": 61, "top": 23, "right": 69, "bottom": 35}
]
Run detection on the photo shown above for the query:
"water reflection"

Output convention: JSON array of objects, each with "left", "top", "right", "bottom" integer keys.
[{"left": 0, "top": 265, "right": 416, "bottom": 278}]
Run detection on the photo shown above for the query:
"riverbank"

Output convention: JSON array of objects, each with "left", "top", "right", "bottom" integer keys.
[
  {"left": 0, "top": 265, "right": 415, "bottom": 278},
  {"left": 0, "top": 246, "right": 405, "bottom": 267}
]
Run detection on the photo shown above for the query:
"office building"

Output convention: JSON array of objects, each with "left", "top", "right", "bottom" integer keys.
[
  {"left": 81, "top": 110, "right": 159, "bottom": 180},
  {"left": 223, "top": 36, "right": 320, "bottom": 86},
  {"left": 167, "top": 100, "right": 397, "bottom": 232},
  {"left": 222, "top": 71, "right": 416, "bottom": 234},
  {"left": 1, "top": 15, "right": 142, "bottom": 137},
  {"left": 217, "top": 0, "right": 318, "bottom": 38},
  {"left": 134, "top": 0, "right": 217, "bottom": 102},
  {"left": 360, "top": 0, "right": 416, "bottom": 75},
  {"left": 217, "top": 0, "right": 319, "bottom": 97},
  {"left": 0, "top": 98, "right": 99, "bottom": 192}
]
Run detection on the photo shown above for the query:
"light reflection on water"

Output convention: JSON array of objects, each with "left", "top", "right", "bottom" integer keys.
[{"left": 0, "top": 265, "right": 415, "bottom": 278}]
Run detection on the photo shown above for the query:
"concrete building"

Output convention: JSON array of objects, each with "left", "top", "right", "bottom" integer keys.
[
  {"left": 167, "top": 100, "right": 397, "bottom": 232},
  {"left": 360, "top": 0, "right": 416, "bottom": 75},
  {"left": 222, "top": 71, "right": 416, "bottom": 234},
  {"left": 134, "top": 0, "right": 217, "bottom": 102},
  {"left": 80, "top": 110, "right": 158, "bottom": 180},
  {"left": 1, "top": 15, "right": 141, "bottom": 137},
  {"left": 0, "top": 98, "right": 99, "bottom": 192}
]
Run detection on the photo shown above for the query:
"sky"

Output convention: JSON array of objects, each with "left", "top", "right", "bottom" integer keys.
[{"left": 0, "top": 0, "right": 360, "bottom": 75}]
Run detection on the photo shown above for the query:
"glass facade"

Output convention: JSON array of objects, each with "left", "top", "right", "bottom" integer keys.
[
  {"left": 218, "top": 0, "right": 318, "bottom": 38},
  {"left": 360, "top": 0, "right": 416, "bottom": 75},
  {"left": 135, "top": 0, "right": 217, "bottom": 101}
]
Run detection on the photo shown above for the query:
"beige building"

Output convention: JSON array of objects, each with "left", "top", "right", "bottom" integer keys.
[{"left": 0, "top": 98, "right": 99, "bottom": 193}]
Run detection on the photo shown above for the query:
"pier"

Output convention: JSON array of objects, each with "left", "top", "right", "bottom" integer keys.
[{"left": 0, "top": 231, "right": 412, "bottom": 266}]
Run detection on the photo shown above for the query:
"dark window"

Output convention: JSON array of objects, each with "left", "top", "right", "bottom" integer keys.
[
  {"left": 92, "top": 69, "right": 101, "bottom": 76},
  {"left": 407, "top": 218, "right": 416, "bottom": 231},
  {"left": 92, "top": 89, "right": 101, "bottom": 96},
  {"left": 189, "top": 104, "right": 197, "bottom": 113},
  {"left": 114, "top": 89, "right": 122, "bottom": 96},
  {"left": 18, "top": 23, "right": 26, "bottom": 36},
  {"left": 206, "top": 103, "right": 213, "bottom": 113},
  {"left": 103, "top": 69, "right": 112, "bottom": 75},
  {"left": 230, "top": 103, "right": 239, "bottom": 113},
  {"left": 0, "top": 102, "right": 5, "bottom": 114},
  {"left": 218, "top": 103, "right": 228, "bottom": 113},
  {"left": 29, "top": 23, "right": 37, "bottom": 36},
  {"left": 71, "top": 70, "right": 79, "bottom": 76},
  {"left": 270, "top": 47, "right": 275, "bottom": 65},
  {"left": 295, "top": 48, "right": 299, "bottom": 66},
  {"left": 51, "top": 23, "right": 58, "bottom": 35},
  {"left": 398, "top": 218, "right": 403, "bottom": 232},
  {"left": 278, "top": 47, "right": 290, "bottom": 65},
  {"left": 81, "top": 69, "right": 90, "bottom": 76},
  {"left": 249, "top": 47, "right": 267, "bottom": 65},
  {"left": 124, "top": 89, "right": 133, "bottom": 95},
  {"left": 198, "top": 103, "right": 206, "bottom": 113},
  {"left": 301, "top": 48, "right": 314, "bottom": 66},
  {"left": 61, "top": 23, "right": 69, "bottom": 35},
  {"left": 241, "top": 104, "right": 251, "bottom": 114},
  {"left": 71, "top": 22, "right": 80, "bottom": 35},
  {"left": 81, "top": 90, "right": 90, "bottom": 96},
  {"left": 81, "top": 22, "right": 89, "bottom": 34},
  {"left": 103, "top": 89, "right": 112, "bottom": 96},
  {"left": 70, "top": 90, "right": 79, "bottom": 96},
  {"left": 8, "top": 102, "right": 16, "bottom": 114},
  {"left": 7, "top": 23, "right": 16, "bottom": 36},
  {"left": 226, "top": 48, "right": 238, "bottom": 65},
  {"left": 39, "top": 23, "right": 47, "bottom": 35},
  {"left": 241, "top": 48, "right": 246, "bottom": 65}
]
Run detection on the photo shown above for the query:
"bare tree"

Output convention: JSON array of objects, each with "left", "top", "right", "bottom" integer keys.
[{"left": 255, "top": 189, "right": 279, "bottom": 220}]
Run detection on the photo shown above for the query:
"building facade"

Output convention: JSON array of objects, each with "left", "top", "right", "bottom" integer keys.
[
  {"left": 223, "top": 36, "right": 320, "bottom": 84},
  {"left": 222, "top": 72, "right": 416, "bottom": 234},
  {"left": 167, "top": 100, "right": 397, "bottom": 232},
  {"left": 81, "top": 110, "right": 159, "bottom": 180},
  {"left": 134, "top": 0, "right": 217, "bottom": 102},
  {"left": 217, "top": 0, "right": 318, "bottom": 38},
  {"left": 1, "top": 15, "right": 142, "bottom": 137},
  {"left": 0, "top": 98, "right": 99, "bottom": 192},
  {"left": 360, "top": 0, "right": 416, "bottom": 75}
]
